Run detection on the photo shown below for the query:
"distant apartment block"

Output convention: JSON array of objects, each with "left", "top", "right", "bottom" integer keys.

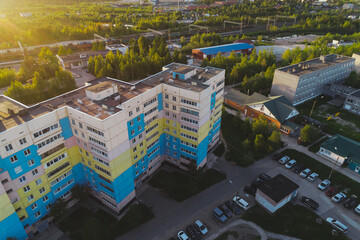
[
  {"left": 270, "top": 54, "right": 355, "bottom": 106},
  {"left": 0, "top": 63, "right": 224, "bottom": 239}
]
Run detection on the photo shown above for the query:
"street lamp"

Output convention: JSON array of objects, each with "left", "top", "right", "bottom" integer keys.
[
  {"left": 328, "top": 146, "right": 340, "bottom": 180},
  {"left": 309, "top": 96, "right": 324, "bottom": 117},
  {"left": 228, "top": 180, "right": 239, "bottom": 196}
]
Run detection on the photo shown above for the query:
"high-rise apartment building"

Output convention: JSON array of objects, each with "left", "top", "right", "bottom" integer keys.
[
  {"left": 0, "top": 63, "right": 224, "bottom": 239},
  {"left": 271, "top": 54, "right": 354, "bottom": 105}
]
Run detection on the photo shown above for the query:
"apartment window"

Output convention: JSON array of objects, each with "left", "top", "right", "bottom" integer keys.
[
  {"left": 89, "top": 136, "right": 106, "bottom": 148},
  {"left": 32, "top": 169, "right": 39, "bottom": 176},
  {"left": 87, "top": 126, "right": 104, "bottom": 137},
  {"left": 165, "top": 111, "right": 169, "bottom": 116},
  {"left": 131, "top": 130, "right": 135, "bottom": 136},
  {"left": 166, "top": 119, "right": 169, "bottom": 124},
  {"left": 173, "top": 122, "right": 176, "bottom": 127},
  {"left": 81, "top": 132, "right": 85, "bottom": 138},
  {"left": 136, "top": 107, "right": 140, "bottom": 112},
  {"left": 39, "top": 187, "right": 45, "bottom": 194},
  {"left": 132, "top": 139, "right": 136, "bottom": 144},
  {"left": 181, "top": 107, "right": 199, "bottom": 116},
  {"left": 130, "top": 120, "right": 134, "bottom": 126},
  {"left": 173, "top": 113, "right": 177, "bottom": 118},
  {"left": 166, "top": 142, "right": 170, "bottom": 147},
  {"left": 45, "top": 153, "right": 67, "bottom": 169},
  {"left": 19, "top": 138, "right": 27, "bottom": 145},
  {"left": 142, "top": 166, "right": 145, "bottom": 170},
  {"left": 46, "top": 204, "right": 51, "bottom": 211},
  {"left": 36, "top": 179, "right": 42, "bottom": 185},
  {"left": 135, "top": 162, "right": 139, "bottom": 168},
  {"left": 37, "top": 134, "right": 62, "bottom": 149},
  {"left": 23, "top": 149, "right": 31, "bottom": 156},
  {"left": 74, "top": 129, "right": 78, "bottom": 135},
  {"left": 173, "top": 96, "right": 176, "bottom": 101},
  {"left": 136, "top": 170, "right": 139, "bottom": 175},
  {"left": 133, "top": 147, "right": 137, "bottom": 152},
  {"left": 129, "top": 111, "right": 133, "bottom": 117},
  {"left": 165, "top": 103, "right": 169, "bottom": 108},
  {"left": 165, "top": 94, "right": 169, "bottom": 99},
  {"left": 5, "top": 144, "right": 13, "bottom": 152},
  {"left": 31, "top": 203, "right": 38, "bottom": 210},
  {"left": 141, "top": 158, "right": 144, "bottom": 163},
  {"left": 23, "top": 185, "right": 30, "bottom": 193},
  {"left": 14, "top": 166, "right": 22, "bottom": 174},
  {"left": 71, "top": 119, "right": 76, "bottom": 125},
  {"left": 10, "top": 155, "right": 18, "bottom": 163},
  {"left": 19, "top": 176, "right": 27, "bottom": 184},
  {"left": 138, "top": 126, "right": 142, "bottom": 131},
  {"left": 139, "top": 133, "right": 143, "bottom": 139},
  {"left": 172, "top": 105, "right": 176, "bottom": 111},
  {"left": 141, "top": 150, "right": 144, "bottom": 155},
  {"left": 42, "top": 196, "right": 49, "bottom": 202},
  {"left": 33, "top": 123, "right": 59, "bottom": 138},
  {"left": 173, "top": 130, "right": 177, "bottom": 135},
  {"left": 35, "top": 211, "right": 41, "bottom": 218},
  {"left": 79, "top": 122, "right": 83, "bottom": 129},
  {"left": 134, "top": 155, "right": 138, "bottom": 160},
  {"left": 166, "top": 135, "right": 170, "bottom": 140}
]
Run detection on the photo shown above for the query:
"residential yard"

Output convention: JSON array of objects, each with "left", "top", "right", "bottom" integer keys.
[
  {"left": 213, "top": 142, "right": 225, "bottom": 157},
  {"left": 243, "top": 204, "right": 348, "bottom": 240},
  {"left": 58, "top": 203, "right": 154, "bottom": 240},
  {"left": 148, "top": 168, "right": 226, "bottom": 202},
  {"left": 308, "top": 136, "right": 330, "bottom": 153},
  {"left": 280, "top": 149, "right": 360, "bottom": 197},
  {"left": 296, "top": 96, "right": 360, "bottom": 141}
]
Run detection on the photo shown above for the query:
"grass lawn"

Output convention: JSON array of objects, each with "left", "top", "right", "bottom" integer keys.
[
  {"left": 308, "top": 136, "right": 330, "bottom": 153},
  {"left": 148, "top": 169, "right": 226, "bottom": 202},
  {"left": 213, "top": 142, "right": 225, "bottom": 157},
  {"left": 58, "top": 203, "right": 153, "bottom": 240},
  {"left": 281, "top": 149, "right": 360, "bottom": 197},
  {"left": 296, "top": 96, "right": 360, "bottom": 141},
  {"left": 243, "top": 204, "right": 347, "bottom": 240},
  {"left": 215, "top": 231, "right": 239, "bottom": 240}
]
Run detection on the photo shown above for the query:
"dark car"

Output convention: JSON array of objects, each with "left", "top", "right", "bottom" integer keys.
[
  {"left": 326, "top": 186, "right": 339, "bottom": 197},
  {"left": 292, "top": 163, "right": 305, "bottom": 174},
  {"left": 212, "top": 207, "right": 227, "bottom": 223},
  {"left": 186, "top": 225, "right": 202, "bottom": 240},
  {"left": 272, "top": 153, "right": 283, "bottom": 160},
  {"left": 225, "top": 200, "right": 241, "bottom": 215},
  {"left": 301, "top": 196, "right": 319, "bottom": 210},
  {"left": 258, "top": 173, "right": 272, "bottom": 182},
  {"left": 344, "top": 196, "right": 359, "bottom": 209},
  {"left": 243, "top": 185, "right": 256, "bottom": 196},
  {"left": 219, "top": 203, "right": 233, "bottom": 218}
]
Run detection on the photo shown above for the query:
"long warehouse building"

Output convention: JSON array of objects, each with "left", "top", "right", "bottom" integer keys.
[{"left": 0, "top": 63, "right": 225, "bottom": 239}]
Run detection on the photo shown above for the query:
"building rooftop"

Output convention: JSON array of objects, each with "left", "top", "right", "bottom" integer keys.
[
  {"left": 58, "top": 50, "right": 109, "bottom": 62},
  {"left": 321, "top": 134, "right": 360, "bottom": 164},
  {"left": 224, "top": 89, "right": 297, "bottom": 123},
  {"left": 278, "top": 54, "right": 354, "bottom": 77},
  {"left": 0, "top": 63, "right": 223, "bottom": 132},
  {"left": 193, "top": 43, "right": 254, "bottom": 56},
  {"left": 257, "top": 174, "right": 299, "bottom": 203}
]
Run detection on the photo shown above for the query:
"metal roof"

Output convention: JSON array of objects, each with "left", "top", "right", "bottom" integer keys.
[{"left": 194, "top": 43, "right": 254, "bottom": 56}]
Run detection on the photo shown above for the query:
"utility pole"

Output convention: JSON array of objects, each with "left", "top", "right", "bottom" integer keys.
[{"left": 328, "top": 147, "right": 340, "bottom": 180}]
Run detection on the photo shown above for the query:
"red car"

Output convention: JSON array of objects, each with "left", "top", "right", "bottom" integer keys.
[{"left": 326, "top": 186, "right": 339, "bottom": 197}]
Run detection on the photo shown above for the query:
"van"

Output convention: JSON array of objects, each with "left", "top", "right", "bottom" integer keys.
[
  {"left": 326, "top": 217, "right": 348, "bottom": 234},
  {"left": 233, "top": 196, "right": 250, "bottom": 210}
]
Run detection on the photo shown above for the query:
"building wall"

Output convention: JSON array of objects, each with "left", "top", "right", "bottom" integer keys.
[
  {"left": 0, "top": 65, "right": 225, "bottom": 239},
  {"left": 318, "top": 147, "right": 346, "bottom": 166},
  {"left": 255, "top": 189, "right": 295, "bottom": 213},
  {"left": 343, "top": 94, "right": 360, "bottom": 116},
  {"left": 348, "top": 161, "right": 360, "bottom": 175}
]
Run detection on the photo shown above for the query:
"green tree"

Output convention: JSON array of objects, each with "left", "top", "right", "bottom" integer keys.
[
  {"left": 252, "top": 116, "right": 269, "bottom": 137},
  {"left": 50, "top": 198, "right": 67, "bottom": 220},
  {"left": 268, "top": 130, "right": 281, "bottom": 152},
  {"left": 300, "top": 125, "right": 320, "bottom": 144},
  {"left": 82, "top": 217, "right": 111, "bottom": 240},
  {"left": 254, "top": 134, "right": 266, "bottom": 152},
  {"left": 58, "top": 46, "right": 68, "bottom": 56}
]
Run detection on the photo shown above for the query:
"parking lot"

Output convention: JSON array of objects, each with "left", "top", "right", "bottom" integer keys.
[{"left": 161, "top": 156, "right": 360, "bottom": 240}]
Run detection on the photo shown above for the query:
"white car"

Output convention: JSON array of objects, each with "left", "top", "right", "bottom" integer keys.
[
  {"left": 178, "top": 231, "right": 189, "bottom": 240},
  {"left": 355, "top": 204, "right": 360, "bottom": 214},
  {"left": 300, "top": 168, "right": 311, "bottom": 178},
  {"left": 318, "top": 179, "right": 331, "bottom": 190},
  {"left": 326, "top": 217, "right": 348, "bottom": 233},
  {"left": 332, "top": 192, "right": 347, "bottom": 203},
  {"left": 194, "top": 220, "right": 208, "bottom": 235},
  {"left": 285, "top": 159, "right": 296, "bottom": 169},
  {"left": 279, "top": 156, "right": 290, "bottom": 164},
  {"left": 233, "top": 196, "right": 250, "bottom": 210},
  {"left": 307, "top": 172, "right": 319, "bottom": 182}
]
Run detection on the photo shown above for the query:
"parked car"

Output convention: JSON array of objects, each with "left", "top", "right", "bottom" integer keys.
[
  {"left": 219, "top": 203, "right": 233, "bottom": 218},
  {"left": 307, "top": 172, "right": 319, "bottom": 182},
  {"left": 258, "top": 173, "right": 272, "bottom": 181},
  {"left": 224, "top": 200, "right": 241, "bottom": 215},
  {"left": 326, "top": 186, "right": 339, "bottom": 197},
  {"left": 279, "top": 156, "right": 290, "bottom": 164},
  {"left": 292, "top": 163, "right": 305, "bottom": 174},
  {"left": 355, "top": 204, "right": 360, "bottom": 214},
  {"left": 326, "top": 217, "right": 348, "bottom": 234},
  {"left": 186, "top": 225, "right": 201, "bottom": 240},
  {"left": 344, "top": 196, "right": 358, "bottom": 209},
  {"left": 285, "top": 159, "right": 297, "bottom": 169},
  {"left": 332, "top": 192, "right": 347, "bottom": 203},
  {"left": 233, "top": 196, "right": 250, "bottom": 210},
  {"left": 178, "top": 231, "right": 190, "bottom": 240},
  {"left": 318, "top": 179, "right": 331, "bottom": 190},
  {"left": 243, "top": 185, "right": 256, "bottom": 196},
  {"left": 194, "top": 220, "right": 208, "bottom": 235},
  {"left": 212, "top": 207, "right": 227, "bottom": 223},
  {"left": 300, "top": 168, "right": 311, "bottom": 177},
  {"left": 272, "top": 153, "right": 283, "bottom": 160},
  {"left": 300, "top": 196, "right": 319, "bottom": 210}
]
